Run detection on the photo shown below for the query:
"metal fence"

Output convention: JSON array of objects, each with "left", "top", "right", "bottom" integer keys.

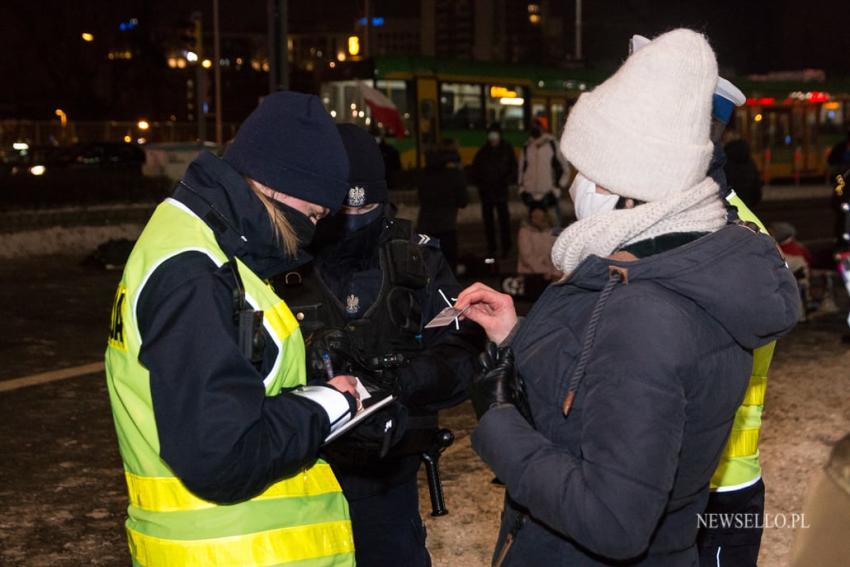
[{"left": 0, "top": 120, "right": 240, "bottom": 147}]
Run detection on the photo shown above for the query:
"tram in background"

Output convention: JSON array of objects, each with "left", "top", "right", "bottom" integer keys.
[
  {"left": 317, "top": 56, "right": 600, "bottom": 171},
  {"left": 732, "top": 77, "right": 850, "bottom": 183},
  {"left": 319, "top": 58, "right": 850, "bottom": 184}
]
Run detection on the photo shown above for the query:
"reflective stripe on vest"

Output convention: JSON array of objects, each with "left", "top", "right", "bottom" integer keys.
[
  {"left": 712, "top": 193, "right": 775, "bottom": 490},
  {"left": 127, "top": 520, "right": 353, "bottom": 567},
  {"left": 105, "top": 199, "right": 353, "bottom": 566},
  {"left": 125, "top": 463, "right": 341, "bottom": 513}
]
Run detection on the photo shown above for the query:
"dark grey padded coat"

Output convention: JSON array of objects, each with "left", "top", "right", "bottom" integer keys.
[{"left": 472, "top": 224, "right": 800, "bottom": 566}]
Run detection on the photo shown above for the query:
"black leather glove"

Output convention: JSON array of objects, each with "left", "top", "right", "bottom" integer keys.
[
  {"left": 321, "top": 401, "right": 409, "bottom": 464},
  {"left": 470, "top": 343, "right": 516, "bottom": 420}
]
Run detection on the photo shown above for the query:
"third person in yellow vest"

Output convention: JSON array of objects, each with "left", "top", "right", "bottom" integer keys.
[{"left": 699, "top": 71, "right": 776, "bottom": 567}]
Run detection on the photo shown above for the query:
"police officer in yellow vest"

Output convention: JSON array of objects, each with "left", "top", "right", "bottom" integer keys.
[
  {"left": 105, "top": 92, "right": 362, "bottom": 566},
  {"left": 699, "top": 74, "right": 776, "bottom": 566}
]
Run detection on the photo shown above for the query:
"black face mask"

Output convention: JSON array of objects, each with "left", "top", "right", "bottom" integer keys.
[
  {"left": 271, "top": 200, "right": 316, "bottom": 248},
  {"left": 530, "top": 125, "right": 542, "bottom": 138},
  {"left": 343, "top": 204, "right": 384, "bottom": 232},
  {"left": 313, "top": 204, "right": 385, "bottom": 247}
]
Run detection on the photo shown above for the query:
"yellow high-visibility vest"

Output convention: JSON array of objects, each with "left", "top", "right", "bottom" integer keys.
[
  {"left": 711, "top": 191, "right": 775, "bottom": 491},
  {"left": 106, "top": 198, "right": 354, "bottom": 566}
]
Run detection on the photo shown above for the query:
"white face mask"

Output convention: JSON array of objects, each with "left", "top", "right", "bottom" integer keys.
[{"left": 569, "top": 173, "right": 619, "bottom": 220}]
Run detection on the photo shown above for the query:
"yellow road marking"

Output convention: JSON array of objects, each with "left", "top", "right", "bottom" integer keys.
[{"left": 0, "top": 362, "right": 104, "bottom": 393}]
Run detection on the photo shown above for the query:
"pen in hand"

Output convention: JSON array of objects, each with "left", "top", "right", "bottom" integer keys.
[
  {"left": 323, "top": 351, "right": 362, "bottom": 411},
  {"left": 321, "top": 351, "right": 335, "bottom": 381}
]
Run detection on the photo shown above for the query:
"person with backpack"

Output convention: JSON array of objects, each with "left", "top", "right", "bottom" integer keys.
[{"left": 518, "top": 118, "right": 571, "bottom": 227}]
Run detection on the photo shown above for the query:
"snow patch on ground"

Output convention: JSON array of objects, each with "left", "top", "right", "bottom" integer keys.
[{"left": 0, "top": 224, "right": 144, "bottom": 259}]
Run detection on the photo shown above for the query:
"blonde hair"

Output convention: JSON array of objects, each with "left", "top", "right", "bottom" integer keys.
[{"left": 246, "top": 178, "right": 300, "bottom": 258}]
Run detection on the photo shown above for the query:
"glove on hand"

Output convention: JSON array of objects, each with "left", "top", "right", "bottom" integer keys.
[
  {"left": 470, "top": 343, "right": 516, "bottom": 420},
  {"left": 470, "top": 343, "right": 535, "bottom": 424}
]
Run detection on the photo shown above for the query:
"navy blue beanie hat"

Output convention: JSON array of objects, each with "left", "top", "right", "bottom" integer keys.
[
  {"left": 223, "top": 91, "right": 349, "bottom": 213},
  {"left": 336, "top": 123, "right": 388, "bottom": 207}
]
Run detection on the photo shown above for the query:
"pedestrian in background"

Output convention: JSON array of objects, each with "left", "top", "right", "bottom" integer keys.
[
  {"left": 518, "top": 118, "right": 570, "bottom": 227},
  {"left": 723, "top": 127, "right": 763, "bottom": 209},
  {"left": 372, "top": 126, "right": 402, "bottom": 189},
  {"left": 417, "top": 138, "right": 468, "bottom": 271},
  {"left": 455, "top": 29, "right": 799, "bottom": 566},
  {"left": 471, "top": 123, "right": 517, "bottom": 258},
  {"left": 827, "top": 130, "right": 850, "bottom": 178},
  {"left": 516, "top": 203, "right": 560, "bottom": 280},
  {"left": 104, "top": 92, "right": 360, "bottom": 566}
]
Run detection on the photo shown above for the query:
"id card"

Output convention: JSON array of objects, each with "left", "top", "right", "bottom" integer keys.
[{"left": 424, "top": 306, "right": 469, "bottom": 328}]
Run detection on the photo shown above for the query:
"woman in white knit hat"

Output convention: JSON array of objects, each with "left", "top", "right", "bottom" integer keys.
[{"left": 454, "top": 29, "right": 800, "bottom": 566}]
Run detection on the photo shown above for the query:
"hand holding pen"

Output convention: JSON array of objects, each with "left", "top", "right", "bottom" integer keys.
[{"left": 322, "top": 351, "right": 361, "bottom": 409}]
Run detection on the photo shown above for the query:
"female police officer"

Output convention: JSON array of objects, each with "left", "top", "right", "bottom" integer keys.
[{"left": 105, "top": 92, "right": 361, "bottom": 566}]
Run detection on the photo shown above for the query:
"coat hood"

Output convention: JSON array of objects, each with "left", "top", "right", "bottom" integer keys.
[
  {"left": 566, "top": 223, "right": 799, "bottom": 349},
  {"left": 175, "top": 150, "right": 310, "bottom": 278}
]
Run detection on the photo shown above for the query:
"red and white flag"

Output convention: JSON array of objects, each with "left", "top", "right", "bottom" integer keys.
[{"left": 358, "top": 81, "right": 406, "bottom": 138}]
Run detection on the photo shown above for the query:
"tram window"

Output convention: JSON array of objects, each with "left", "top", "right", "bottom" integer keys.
[
  {"left": 530, "top": 101, "right": 546, "bottom": 131},
  {"left": 320, "top": 80, "right": 359, "bottom": 123},
  {"left": 820, "top": 102, "right": 844, "bottom": 135},
  {"left": 320, "top": 79, "right": 413, "bottom": 136},
  {"left": 374, "top": 80, "right": 413, "bottom": 137},
  {"left": 551, "top": 102, "right": 566, "bottom": 137},
  {"left": 487, "top": 85, "right": 527, "bottom": 131},
  {"left": 440, "top": 83, "right": 485, "bottom": 130}
]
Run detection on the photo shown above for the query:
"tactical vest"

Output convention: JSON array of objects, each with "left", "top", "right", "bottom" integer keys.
[
  {"left": 710, "top": 192, "right": 775, "bottom": 491},
  {"left": 277, "top": 217, "right": 429, "bottom": 381},
  {"left": 105, "top": 198, "right": 354, "bottom": 566}
]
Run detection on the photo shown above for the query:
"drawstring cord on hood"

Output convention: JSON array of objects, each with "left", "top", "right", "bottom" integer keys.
[{"left": 560, "top": 265, "right": 629, "bottom": 416}]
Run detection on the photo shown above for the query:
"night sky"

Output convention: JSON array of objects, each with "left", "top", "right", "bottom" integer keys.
[{"left": 3, "top": 0, "right": 849, "bottom": 120}]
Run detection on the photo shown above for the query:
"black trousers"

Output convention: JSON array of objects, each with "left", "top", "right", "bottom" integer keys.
[
  {"left": 347, "top": 476, "right": 431, "bottom": 567},
  {"left": 697, "top": 479, "right": 765, "bottom": 567},
  {"left": 481, "top": 200, "right": 512, "bottom": 255}
]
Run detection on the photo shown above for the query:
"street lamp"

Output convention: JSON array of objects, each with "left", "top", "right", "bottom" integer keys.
[
  {"left": 55, "top": 108, "right": 68, "bottom": 127},
  {"left": 201, "top": 59, "right": 212, "bottom": 69},
  {"left": 137, "top": 120, "right": 150, "bottom": 131},
  {"left": 186, "top": 51, "right": 199, "bottom": 63},
  {"left": 81, "top": 32, "right": 94, "bottom": 42}
]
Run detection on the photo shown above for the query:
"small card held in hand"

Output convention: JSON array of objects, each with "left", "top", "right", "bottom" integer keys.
[{"left": 424, "top": 306, "right": 469, "bottom": 328}]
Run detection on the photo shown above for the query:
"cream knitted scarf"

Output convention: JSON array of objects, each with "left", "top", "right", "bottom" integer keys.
[{"left": 551, "top": 177, "right": 727, "bottom": 275}]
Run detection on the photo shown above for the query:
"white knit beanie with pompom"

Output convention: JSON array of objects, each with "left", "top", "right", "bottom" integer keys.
[{"left": 552, "top": 28, "right": 728, "bottom": 275}]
